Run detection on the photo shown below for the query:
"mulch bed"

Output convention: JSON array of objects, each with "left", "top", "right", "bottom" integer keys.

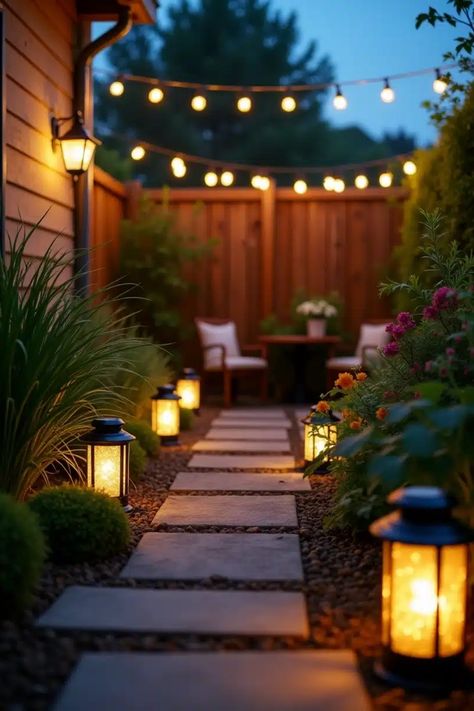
[{"left": 0, "top": 406, "right": 472, "bottom": 710}]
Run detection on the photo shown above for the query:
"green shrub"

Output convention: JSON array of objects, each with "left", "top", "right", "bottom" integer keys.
[
  {"left": 118, "top": 195, "right": 214, "bottom": 346},
  {"left": 126, "top": 420, "right": 160, "bottom": 456},
  {"left": 179, "top": 407, "right": 195, "bottom": 431},
  {"left": 129, "top": 440, "right": 147, "bottom": 482},
  {"left": 0, "top": 493, "right": 45, "bottom": 616},
  {"left": 0, "top": 223, "right": 158, "bottom": 500},
  {"left": 396, "top": 86, "right": 474, "bottom": 304},
  {"left": 29, "top": 485, "right": 130, "bottom": 563},
  {"left": 105, "top": 323, "right": 173, "bottom": 421}
]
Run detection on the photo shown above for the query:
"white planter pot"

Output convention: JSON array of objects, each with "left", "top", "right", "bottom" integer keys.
[{"left": 307, "top": 318, "right": 326, "bottom": 338}]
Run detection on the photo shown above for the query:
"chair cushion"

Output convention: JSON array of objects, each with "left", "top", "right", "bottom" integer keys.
[
  {"left": 326, "top": 355, "right": 361, "bottom": 370},
  {"left": 206, "top": 356, "right": 267, "bottom": 371},
  {"left": 197, "top": 321, "right": 240, "bottom": 369},
  {"left": 355, "top": 323, "right": 390, "bottom": 359}
]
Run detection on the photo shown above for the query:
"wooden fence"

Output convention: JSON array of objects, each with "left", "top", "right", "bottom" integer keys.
[{"left": 91, "top": 173, "right": 406, "bottom": 347}]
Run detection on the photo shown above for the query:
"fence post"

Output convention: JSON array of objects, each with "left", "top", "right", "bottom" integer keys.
[{"left": 260, "top": 178, "right": 276, "bottom": 318}]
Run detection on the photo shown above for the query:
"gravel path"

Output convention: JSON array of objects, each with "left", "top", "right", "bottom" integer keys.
[{"left": 0, "top": 406, "right": 472, "bottom": 710}]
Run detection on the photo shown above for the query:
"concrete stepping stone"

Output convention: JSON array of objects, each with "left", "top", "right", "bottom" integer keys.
[
  {"left": 37, "top": 586, "right": 308, "bottom": 637},
  {"left": 213, "top": 415, "right": 291, "bottom": 425},
  {"left": 187, "top": 454, "right": 296, "bottom": 470},
  {"left": 219, "top": 409, "right": 286, "bottom": 418},
  {"left": 192, "top": 440, "right": 291, "bottom": 453},
  {"left": 171, "top": 471, "right": 310, "bottom": 492},
  {"left": 152, "top": 494, "right": 298, "bottom": 527},
  {"left": 54, "top": 650, "right": 370, "bottom": 711},
  {"left": 206, "top": 428, "right": 289, "bottom": 440},
  {"left": 120, "top": 532, "right": 303, "bottom": 581}
]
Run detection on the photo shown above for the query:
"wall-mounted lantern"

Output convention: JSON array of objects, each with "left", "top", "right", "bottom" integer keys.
[
  {"left": 370, "top": 486, "right": 473, "bottom": 690},
  {"left": 51, "top": 111, "right": 101, "bottom": 176},
  {"left": 81, "top": 417, "right": 135, "bottom": 512}
]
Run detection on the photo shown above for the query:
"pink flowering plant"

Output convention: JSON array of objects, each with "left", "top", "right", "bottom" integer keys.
[{"left": 316, "top": 211, "right": 474, "bottom": 530}]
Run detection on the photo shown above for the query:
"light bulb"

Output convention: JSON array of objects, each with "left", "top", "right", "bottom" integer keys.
[
  {"left": 354, "top": 174, "right": 369, "bottom": 189},
  {"left": 323, "top": 176, "right": 335, "bottom": 191},
  {"left": 109, "top": 81, "right": 124, "bottom": 97},
  {"left": 281, "top": 95, "right": 296, "bottom": 112},
  {"left": 130, "top": 145, "right": 145, "bottom": 161},
  {"left": 333, "top": 85, "right": 347, "bottom": 110},
  {"left": 251, "top": 174, "right": 263, "bottom": 189},
  {"left": 333, "top": 178, "right": 345, "bottom": 193},
  {"left": 171, "top": 156, "right": 184, "bottom": 171},
  {"left": 379, "top": 171, "right": 393, "bottom": 188},
  {"left": 204, "top": 171, "right": 218, "bottom": 187},
  {"left": 380, "top": 79, "right": 395, "bottom": 103},
  {"left": 403, "top": 160, "right": 417, "bottom": 176},
  {"left": 259, "top": 176, "right": 270, "bottom": 191},
  {"left": 220, "top": 170, "right": 234, "bottom": 187},
  {"left": 171, "top": 157, "right": 186, "bottom": 178},
  {"left": 191, "top": 94, "right": 207, "bottom": 111},
  {"left": 237, "top": 96, "right": 252, "bottom": 113},
  {"left": 433, "top": 70, "right": 448, "bottom": 94},
  {"left": 293, "top": 179, "right": 307, "bottom": 194},
  {"left": 148, "top": 87, "right": 164, "bottom": 104}
]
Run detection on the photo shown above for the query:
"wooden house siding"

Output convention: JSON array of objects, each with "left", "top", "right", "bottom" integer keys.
[{"left": 4, "top": 0, "right": 76, "bottom": 266}]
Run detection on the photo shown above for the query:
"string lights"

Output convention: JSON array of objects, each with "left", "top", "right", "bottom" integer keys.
[
  {"left": 125, "top": 137, "right": 415, "bottom": 192},
  {"left": 106, "top": 62, "right": 457, "bottom": 113}
]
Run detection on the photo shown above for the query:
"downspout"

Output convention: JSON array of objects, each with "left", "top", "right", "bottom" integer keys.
[{"left": 73, "top": 5, "right": 133, "bottom": 293}]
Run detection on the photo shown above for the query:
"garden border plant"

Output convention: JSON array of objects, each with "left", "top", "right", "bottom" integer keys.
[{"left": 306, "top": 211, "right": 474, "bottom": 529}]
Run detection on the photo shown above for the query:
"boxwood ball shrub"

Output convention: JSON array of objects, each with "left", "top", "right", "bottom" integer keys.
[
  {"left": 126, "top": 420, "right": 160, "bottom": 457},
  {"left": 29, "top": 485, "right": 130, "bottom": 564},
  {"left": 0, "top": 493, "right": 46, "bottom": 616},
  {"left": 129, "top": 440, "right": 147, "bottom": 482}
]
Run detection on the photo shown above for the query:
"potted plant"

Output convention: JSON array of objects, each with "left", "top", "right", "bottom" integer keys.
[{"left": 296, "top": 298, "right": 338, "bottom": 337}]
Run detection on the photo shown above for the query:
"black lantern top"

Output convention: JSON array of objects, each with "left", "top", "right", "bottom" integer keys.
[
  {"left": 370, "top": 486, "right": 473, "bottom": 546},
  {"left": 81, "top": 417, "right": 135, "bottom": 445},
  {"left": 301, "top": 404, "right": 339, "bottom": 427},
  {"left": 151, "top": 384, "right": 181, "bottom": 401},
  {"left": 180, "top": 368, "right": 200, "bottom": 380}
]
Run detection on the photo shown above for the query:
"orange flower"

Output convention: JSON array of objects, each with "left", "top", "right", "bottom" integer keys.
[
  {"left": 342, "top": 408, "right": 352, "bottom": 420},
  {"left": 335, "top": 372, "right": 355, "bottom": 389},
  {"left": 356, "top": 372, "right": 367, "bottom": 382},
  {"left": 316, "top": 400, "right": 330, "bottom": 413},
  {"left": 376, "top": 407, "right": 388, "bottom": 421},
  {"left": 350, "top": 418, "right": 363, "bottom": 430}
]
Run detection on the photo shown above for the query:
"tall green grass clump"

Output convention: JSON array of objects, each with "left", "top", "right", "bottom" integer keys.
[{"left": 0, "top": 223, "right": 156, "bottom": 500}]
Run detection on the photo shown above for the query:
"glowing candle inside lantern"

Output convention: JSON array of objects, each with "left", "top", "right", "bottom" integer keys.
[
  {"left": 176, "top": 369, "right": 200, "bottom": 411},
  {"left": 151, "top": 384, "right": 181, "bottom": 444},
  {"left": 87, "top": 445, "right": 121, "bottom": 497}
]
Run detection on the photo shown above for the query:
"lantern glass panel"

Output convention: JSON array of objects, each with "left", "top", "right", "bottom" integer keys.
[
  {"left": 439, "top": 544, "right": 467, "bottom": 656},
  {"left": 153, "top": 399, "right": 179, "bottom": 437},
  {"left": 60, "top": 137, "right": 96, "bottom": 173},
  {"left": 304, "top": 422, "right": 337, "bottom": 462},
  {"left": 87, "top": 444, "right": 121, "bottom": 497},
  {"left": 176, "top": 379, "right": 200, "bottom": 410}
]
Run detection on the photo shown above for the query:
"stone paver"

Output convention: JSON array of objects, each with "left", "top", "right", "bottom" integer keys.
[
  {"left": 192, "top": 439, "right": 291, "bottom": 453},
  {"left": 206, "top": 428, "right": 289, "bottom": 440},
  {"left": 152, "top": 494, "right": 298, "bottom": 527},
  {"left": 187, "top": 454, "right": 296, "bottom": 469},
  {"left": 54, "top": 650, "right": 370, "bottom": 711},
  {"left": 120, "top": 532, "right": 303, "bottom": 581},
  {"left": 37, "top": 586, "right": 308, "bottom": 636},
  {"left": 212, "top": 418, "right": 291, "bottom": 428},
  {"left": 171, "top": 471, "right": 310, "bottom": 492},
  {"left": 219, "top": 409, "right": 286, "bottom": 418}
]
